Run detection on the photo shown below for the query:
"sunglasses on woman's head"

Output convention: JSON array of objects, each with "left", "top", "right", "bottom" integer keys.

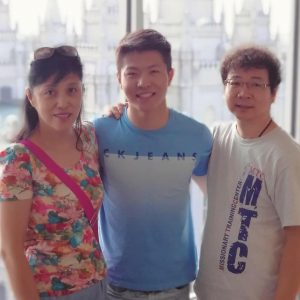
[{"left": 33, "top": 45, "right": 78, "bottom": 61}]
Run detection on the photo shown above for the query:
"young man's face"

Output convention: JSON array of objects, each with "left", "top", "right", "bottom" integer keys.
[
  {"left": 117, "top": 50, "right": 174, "bottom": 114},
  {"left": 224, "top": 67, "right": 276, "bottom": 122}
]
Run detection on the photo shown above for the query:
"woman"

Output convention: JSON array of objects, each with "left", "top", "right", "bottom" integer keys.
[{"left": 0, "top": 46, "right": 106, "bottom": 300}]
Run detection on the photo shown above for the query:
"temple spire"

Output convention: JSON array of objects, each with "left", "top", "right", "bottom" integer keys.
[{"left": 44, "top": 0, "right": 62, "bottom": 23}]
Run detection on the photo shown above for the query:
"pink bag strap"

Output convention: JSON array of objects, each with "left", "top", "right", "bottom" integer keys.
[{"left": 20, "top": 139, "right": 99, "bottom": 243}]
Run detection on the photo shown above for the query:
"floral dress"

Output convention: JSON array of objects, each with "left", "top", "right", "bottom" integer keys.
[{"left": 0, "top": 123, "right": 105, "bottom": 297}]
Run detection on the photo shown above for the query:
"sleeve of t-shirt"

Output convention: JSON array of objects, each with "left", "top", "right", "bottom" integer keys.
[
  {"left": 0, "top": 144, "right": 33, "bottom": 202},
  {"left": 193, "top": 124, "right": 213, "bottom": 176},
  {"left": 274, "top": 155, "right": 300, "bottom": 227}
]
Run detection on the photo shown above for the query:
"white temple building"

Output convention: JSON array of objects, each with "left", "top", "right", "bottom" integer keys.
[
  {"left": 0, "top": 0, "right": 27, "bottom": 104},
  {"left": 0, "top": 0, "right": 288, "bottom": 124}
]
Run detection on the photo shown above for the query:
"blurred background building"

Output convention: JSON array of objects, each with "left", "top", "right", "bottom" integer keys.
[{"left": 0, "top": 0, "right": 292, "bottom": 147}]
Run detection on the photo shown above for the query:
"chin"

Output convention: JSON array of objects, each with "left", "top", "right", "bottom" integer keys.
[{"left": 53, "top": 123, "right": 74, "bottom": 132}]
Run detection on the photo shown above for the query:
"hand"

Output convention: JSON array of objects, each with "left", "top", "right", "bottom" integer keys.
[{"left": 105, "top": 101, "right": 127, "bottom": 119}]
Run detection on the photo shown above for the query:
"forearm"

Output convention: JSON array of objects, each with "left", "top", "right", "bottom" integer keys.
[
  {"left": 2, "top": 250, "right": 40, "bottom": 300},
  {"left": 274, "top": 227, "right": 300, "bottom": 300},
  {"left": 0, "top": 200, "right": 38, "bottom": 299}
]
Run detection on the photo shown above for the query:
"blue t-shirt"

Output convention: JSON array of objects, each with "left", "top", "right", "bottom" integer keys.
[{"left": 93, "top": 108, "right": 212, "bottom": 291}]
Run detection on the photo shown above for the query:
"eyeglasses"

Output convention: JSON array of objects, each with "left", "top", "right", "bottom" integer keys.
[
  {"left": 34, "top": 45, "right": 78, "bottom": 61},
  {"left": 225, "top": 79, "right": 270, "bottom": 92}
]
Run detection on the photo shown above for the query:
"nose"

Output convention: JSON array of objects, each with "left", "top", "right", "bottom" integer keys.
[
  {"left": 237, "top": 84, "right": 251, "bottom": 97},
  {"left": 56, "top": 94, "right": 69, "bottom": 108},
  {"left": 137, "top": 73, "right": 151, "bottom": 88}
]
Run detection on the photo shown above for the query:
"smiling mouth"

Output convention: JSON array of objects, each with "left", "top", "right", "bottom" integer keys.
[
  {"left": 53, "top": 113, "right": 72, "bottom": 119},
  {"left": 136, "top": 92, "right": 155, "bottom": 99},
  {"left": 235, "top": 104, "right": 253, "bottom": 109}
]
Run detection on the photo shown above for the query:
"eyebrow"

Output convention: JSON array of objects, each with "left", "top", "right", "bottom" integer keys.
[
  {"left": 228, "top": 75, "right": 266, "bottom": 81},
  {"left": 125, "top": 64, "right": 161, "bottom": 70},
  {"left": 40, "top": 81, "right": 81, "bottom": 90},
  {"left": 250, "top": 76, "right": 266, "bottom": 81},
  {"left": 67, "top": 82, "right": 82, "bottom": 86},
  {"left": 124, "top": 66, "right": 138, "bottom": 70},
  {"left": 41, "top": 84, "right": 56, "bottom": 89}
]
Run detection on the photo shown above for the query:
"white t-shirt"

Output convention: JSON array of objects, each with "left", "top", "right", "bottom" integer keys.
[{"left": 194, "top": 123, "right": 300, "bottom": 300}]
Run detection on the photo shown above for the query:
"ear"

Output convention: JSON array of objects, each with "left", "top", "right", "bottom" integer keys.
[
  {"left": 271, "top": 87, "right": 278, "bottom": 103},
  {"left": 167, "top": 68, "right": 174, "bottom": 86},
  {"left": 25, "top": 88, "right": 34, "bottom": 105},
  {"left": 116, "top": 71, "right": 122, "bottom": 87}
]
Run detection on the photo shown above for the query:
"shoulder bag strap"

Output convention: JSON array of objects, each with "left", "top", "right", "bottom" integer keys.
[{"left": 20, "top": 139, "right": 99, "bottom": 242}]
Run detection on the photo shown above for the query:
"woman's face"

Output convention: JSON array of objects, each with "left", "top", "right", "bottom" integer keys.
[{"left": 27, "top": 73, "right": 83, "bottom": 134}]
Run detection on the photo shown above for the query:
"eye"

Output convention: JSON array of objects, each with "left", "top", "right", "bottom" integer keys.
[
  {"left": 68, "top": 87, "right": 78, "bottom": 94},
  {"left": 125, "top": 72, "right": 137, "bottom": 77},
  {"left": 44, "top": 89, "right": 55, "bottom": 96},
  {"left": 250, "top": 82, "right": 262, "bottom": 88},
  {"left": 229, "top": 80, "right": 242, "bottom": 87},
  {"left": 150, "top": 69, "right": 159, "bottom": 74}
]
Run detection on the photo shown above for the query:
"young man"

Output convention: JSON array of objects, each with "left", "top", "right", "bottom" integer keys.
[
  {"left": 194, "top": 45, "right": 300, "bottom": 300},
  {"left": 93, "top": 29, "right": 212, "bottom": 300}
]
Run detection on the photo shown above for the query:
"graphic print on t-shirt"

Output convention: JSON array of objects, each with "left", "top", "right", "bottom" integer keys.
[{"left": 218, "top": 163, "right": 263, "bottom": 274}]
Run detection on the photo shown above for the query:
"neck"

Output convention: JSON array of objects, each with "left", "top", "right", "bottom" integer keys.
[
  {"left": 127, "top": 106, "right": 169, "bottom": 130},
  {"left": 236, "top": 117, "right": 276, "bottom": 139},
  {"left": 30, "top": 125, "right": 77, "bottom": 150}
]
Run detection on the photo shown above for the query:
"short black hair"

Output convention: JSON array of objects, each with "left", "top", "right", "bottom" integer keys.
[{"left": 115, "top": 29, "right": 172, "bottom": 71}]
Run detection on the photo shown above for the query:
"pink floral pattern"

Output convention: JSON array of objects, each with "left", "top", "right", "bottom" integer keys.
[{"left": 0, "top": 123, "right": 105, "bottom": 297}]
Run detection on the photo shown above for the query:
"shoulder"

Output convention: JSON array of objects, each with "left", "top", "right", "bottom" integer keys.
[
  {"left": 0, "top": 144, "right": 32, "bottom": 175},
  {"left": 212, "top": 121, "right": 233, "bottom": 136},
  {"left": 93, "top": 115, "right": 118, "bottom": 130},
  {"left": 0, "top": 143, "right": 31, "bottom": 167},
  {"left": 81, "top": 121, "right": 95, "bottom": 138},
  {"left": 171, "top": 109, "right": 212, "bottom": 136},
  {"left": 82, "top": 120, "right": 94, "bottom": 131},
  {"left": 80, "top": 121, "right": 98, "bottom": 150},
  {"left": 273, "top": 127, "right": 299, "bottom": 147},
  {"left": 171, "top": 109, "right": 203, "bottom": 126},
  {"left": 270, "top": 127, "right": 300, "bottom": 160},
  {"left": 0, "top": 144, "right": 33, "bottom": 201},
  {"left": 92, "top": 115, "right": 123, "bottom": 143}
]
